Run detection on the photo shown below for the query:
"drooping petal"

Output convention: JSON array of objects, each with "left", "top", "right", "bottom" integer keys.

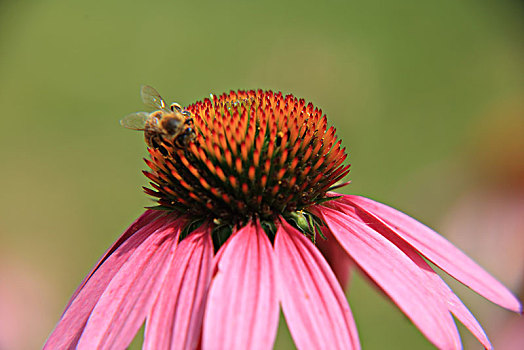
[
  {"left": 65, "top": 210, "right": 163, "bottom": 311},
  {"left": 44, "top": 214, "right": 179, "bottom": 350},
  {"left": 202, "top": 221, "right": 279, "bottom": 350},
  {"left": 339, "top": 195, "right": 522, "bottom": 313},
  {"left": 316, "top": 226, "right": 354, "bottom": 289},
  {"left": 441, "top": 283, "right": 492, "bottom": 349},
  {"left": 320, "top": 206, "right": 461, "bottom": 350},
  {"left": 336, "top": 202, "right": 492, "bottom": 349},
  {"left": 275, "top": 219, "right": 360, "bottom": 350},
  {"left": 144, "top": 225, "right": 214, "bottom": 350},
  {"left": 76, "top": 220, "right": 181, "bottom": 349}
]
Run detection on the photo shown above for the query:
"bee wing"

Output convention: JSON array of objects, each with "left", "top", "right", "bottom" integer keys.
[
  {"left": 140, "top": 85, "right": 166, "bottom": 110},
  {"left": 120, "top": 111, "right": 150, "bottom": 130}
]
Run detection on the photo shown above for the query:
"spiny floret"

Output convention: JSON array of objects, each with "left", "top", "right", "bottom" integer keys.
[{"left": 144, "top": 90, "right": 350, "bottom": 226}]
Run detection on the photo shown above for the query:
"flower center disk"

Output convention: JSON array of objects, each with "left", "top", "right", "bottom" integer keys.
[{"left": 144, "top": 90, "right": 350, "bottom": 227}]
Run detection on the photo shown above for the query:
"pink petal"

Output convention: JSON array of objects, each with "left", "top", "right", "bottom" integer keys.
[
  {"left": 320, "top": 206, "right": 461, "bottom": 350},
  {"left": 340, "top": 195, "right": 522, "bottom": 313},
  {"left": 76, "top": 220, "right": 181, "bottom": 349},
  {"left": 144, "top": 225, "right": 214, "bottom": 350},
  {"left": 202, "top": 221, "right": 279, "bottom": 350},
  {"left": 65, "top": 210, "right": 163, "bottom": 310},
  {"left": 44, "top": 214, "right": 179, "bottom": 350},
  {"left": 442, "top": 284, "right": 491, "bottom": 349},
  {"left": 275, "top": 220, "right": 360, "bottom": 350},
  {"left": 316, "top": 226, "right": 354, "bottom": 289},
  {"left": 339, "top": 202, "right": 492, "bottom": 349}
]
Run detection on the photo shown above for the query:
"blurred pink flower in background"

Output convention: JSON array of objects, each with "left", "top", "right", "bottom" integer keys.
[
  {"left": 441, "top": 98, "right": 524, "bottom": 349},
  {"left": 0, "top": 255, "right": 58, "bottom": 350},
  {"left": 44, "top": 90, "right": 521, "bottom": 349}
]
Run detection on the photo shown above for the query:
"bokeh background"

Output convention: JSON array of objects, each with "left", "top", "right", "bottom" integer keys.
[{"left": 1, "top": 0, "right": 523, "bottom": 349}]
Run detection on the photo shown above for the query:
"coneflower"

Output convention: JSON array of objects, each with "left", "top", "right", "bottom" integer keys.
[{"left": 45, "top": 87, "right": 521, "bottom": 349}]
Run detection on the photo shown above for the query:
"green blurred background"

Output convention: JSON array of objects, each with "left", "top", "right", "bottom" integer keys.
[{"left": 1, "top": 0, "right": 523, "bottom": 349}]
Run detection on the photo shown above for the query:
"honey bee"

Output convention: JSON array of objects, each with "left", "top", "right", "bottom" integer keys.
[{"left": 120, "top": 85, "right": 196, "bottom": 149}]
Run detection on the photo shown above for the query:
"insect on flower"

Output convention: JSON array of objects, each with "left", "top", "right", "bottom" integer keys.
[{"left": 120, "top": 85, "right": 196, "bottom": 149}]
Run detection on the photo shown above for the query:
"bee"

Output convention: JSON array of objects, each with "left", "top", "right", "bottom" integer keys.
[{"left": 120, "top": 85, "right": 196, "bottom": 149}]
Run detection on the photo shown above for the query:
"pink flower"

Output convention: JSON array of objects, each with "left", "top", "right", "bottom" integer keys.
[{"left": 45, "top": 88, "right": 521, "bottom": 349}]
